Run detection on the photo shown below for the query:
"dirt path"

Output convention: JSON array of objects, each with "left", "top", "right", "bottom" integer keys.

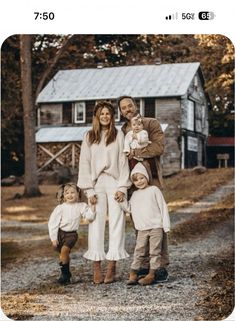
[{"left": 1, "top": 179, "right": 234, "bottom": 321}]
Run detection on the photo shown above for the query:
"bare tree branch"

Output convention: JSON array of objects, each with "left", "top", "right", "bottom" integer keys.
[{"left": 35, "top": 35, "right": 74, "bottom": 101}]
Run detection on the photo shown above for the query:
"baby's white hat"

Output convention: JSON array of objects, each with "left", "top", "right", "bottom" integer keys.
[{"left": 130, "top": 162, "right": 149, "bottom": 182}]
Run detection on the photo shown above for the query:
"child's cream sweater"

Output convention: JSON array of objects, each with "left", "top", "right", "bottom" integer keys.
[
  {"left": 48, "top": 202, "right": 95, "bottom": 241},
  {"left": 121, "top": 185, "right": 170, "bottom": 232}
]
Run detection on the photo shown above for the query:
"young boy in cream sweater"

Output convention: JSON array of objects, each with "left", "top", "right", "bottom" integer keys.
[{"left": 120, "top": 162, "right": 170, "bottom": 286}]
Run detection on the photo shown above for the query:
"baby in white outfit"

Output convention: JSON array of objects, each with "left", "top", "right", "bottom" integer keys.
[{"left": 123, "top": 114, "right": 151, "bottom": 161}]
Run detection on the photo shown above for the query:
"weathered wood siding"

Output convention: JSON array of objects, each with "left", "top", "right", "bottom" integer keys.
[
  {"left": 63, "top": 102, "right": 72, "bottom": 124},
  {"left": 84, "top": 100, "right": 96, "bottom": 124},
  {"left": 180, "top": 75, "right": 208, "bottom": 168},
  {"left": 144, "top": 98, "right": 156, "bottom": 118},
  {"left": 181, "top": 75, "right": 208, "bottom": 136},
  {"left": 156, "top": 98, "right": 181, "bottom": 175}
]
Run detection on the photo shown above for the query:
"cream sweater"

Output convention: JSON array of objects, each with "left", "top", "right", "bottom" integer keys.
[
  {"left": 77, "top": 130, "right": 131, "bottom": 198},
  {"left": 48, "top": 202, "right": 95, "bottom": 241},
  {"left": 121, "top": 185, "right": 170, "bottom": 232}
]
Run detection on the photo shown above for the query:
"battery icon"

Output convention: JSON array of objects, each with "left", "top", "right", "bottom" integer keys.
[{"left": 198, "top": 12, "right": 215, "bottom": 20}]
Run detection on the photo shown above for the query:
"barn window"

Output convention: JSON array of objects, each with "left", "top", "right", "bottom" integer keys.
[
  {"left": 187, "top": 100, "right": 195, "bottom": 131},
  {"left": 39, "top": 104, "right": 62, "bottom": 125},
  {"left": 195, "top": 103, "right": 202, "bottom": 132},
  {"left": 74, "top": 102, "right": 86, "bottom": 123}
]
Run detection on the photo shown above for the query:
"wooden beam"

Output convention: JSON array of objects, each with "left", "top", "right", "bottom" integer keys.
[
  {"left": 72, "top": 143, "right": 75, "bottom": 170},
  {"left": 37, "top": 143, "right": 72, "bottom": 171}
]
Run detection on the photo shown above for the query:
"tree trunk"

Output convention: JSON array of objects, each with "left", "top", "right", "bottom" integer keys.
[{"left": 20, "top": 35, "right": 41, "bottom": 197}]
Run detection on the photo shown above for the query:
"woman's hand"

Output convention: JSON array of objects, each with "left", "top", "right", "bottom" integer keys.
[
  {"left": 89, "top": 195, "right": 98, "bottom": 205},
  {"left": 114, "top": 191, "right": 125, "bottom": 203},
  {"left": 90, "top": 203, "right": 96, "bottom": 213},
  {"left": 52, "top": 240, "right": 58, "bottom": 248}
]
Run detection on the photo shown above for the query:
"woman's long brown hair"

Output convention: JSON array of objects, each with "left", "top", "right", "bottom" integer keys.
[{"left": 88, "top": 101, "right": 117, "bottom": 146}]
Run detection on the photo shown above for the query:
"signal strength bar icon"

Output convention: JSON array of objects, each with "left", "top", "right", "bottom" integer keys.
[{"left": 165, "top": 13, "right": 178, "bottom": 20}]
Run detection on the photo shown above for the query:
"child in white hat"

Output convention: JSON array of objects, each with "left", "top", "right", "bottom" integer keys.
[{"left": 121, "top": 162, "right": 170, "bottom": 286}]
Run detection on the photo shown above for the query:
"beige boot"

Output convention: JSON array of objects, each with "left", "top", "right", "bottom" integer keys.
[
  {"left": 104, "top": 260, "right": 116, "bottom": 284},
  {"left": 127, "top": 269, "right": 138, "bottom": 285},
  {"left": 93, "top": 261, "right": 104, "bottom": 284},
  {"left": 138, "top": 269, "right": 156, "bottom": 286}
]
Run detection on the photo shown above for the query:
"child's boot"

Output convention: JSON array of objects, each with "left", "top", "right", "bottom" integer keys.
[
  {"left": 155, "top": 267, "right": 169, "bottom": 283},
  {"left": 127, "top": 269, "right": 138, "bottom": 285},
  {"left": 93, "top": 261, "right": 104, "bottom": 284},
  {"left": 104, "top": 260, "right": 116, "bottom": 284},
  {"left": 138, "top": 269, "right": 156, "bottom": 286},
  {"left": 58, "top": 262, "right": 71, "bottom": 285},
  {"left": 137, "top": 267, "right": 149, "bottom": 279}
]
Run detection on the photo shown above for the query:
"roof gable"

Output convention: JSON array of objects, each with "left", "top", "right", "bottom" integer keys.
[{"left": 36, "top": 62, "right": 201, "bottom": 103}]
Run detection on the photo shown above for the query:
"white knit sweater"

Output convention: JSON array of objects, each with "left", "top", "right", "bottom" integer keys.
[
  {"left": 48, "top": 202, "right": 95, "bottom": 241},
  {"left": 77, "top": 130, "right": 131, "bottom": 198},
  {"left": 121, "top": 185, "right": 170, "bottom": 232}
]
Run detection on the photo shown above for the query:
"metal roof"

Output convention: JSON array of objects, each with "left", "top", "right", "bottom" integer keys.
[
  {"left": 36, "top": 124, "right": 168, "bottom": 143},
  {"left": 36, "top": 127, "right": 91, "bottom": 143},
  {"left": 36, "top": 63, "right": 201, "bottom": 103}
]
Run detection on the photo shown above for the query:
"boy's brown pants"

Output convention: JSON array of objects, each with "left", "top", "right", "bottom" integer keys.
[{"left": 131, "top": 228, "right": 164, "bottom": 270}]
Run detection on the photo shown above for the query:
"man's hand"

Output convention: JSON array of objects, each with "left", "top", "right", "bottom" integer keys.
[
  {"left": 114, "top": 191, "right": 125, "bottom": 202},
  {"left": 128, "top": 149, "right": 135, "bottom": 160}
]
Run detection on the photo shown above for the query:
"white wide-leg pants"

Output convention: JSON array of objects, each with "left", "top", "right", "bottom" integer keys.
[{"left": 83, "top": 173, "right": 129, "bottom": 261}]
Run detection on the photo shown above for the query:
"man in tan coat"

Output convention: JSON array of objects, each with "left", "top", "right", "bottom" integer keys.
[{"left": 117, "top": 95, "right": 169, "bottom": 283}]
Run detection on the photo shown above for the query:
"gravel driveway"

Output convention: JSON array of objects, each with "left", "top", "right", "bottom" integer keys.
[{"left": 1, "top": 179, "right": 234, "bottom": 321}]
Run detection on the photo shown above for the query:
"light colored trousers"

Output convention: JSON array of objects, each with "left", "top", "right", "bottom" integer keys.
[
  {"left": 83, "top": 173, "right": 129, "bottom": 261},
  {"left": 131, "top": 228, "right": 163, "bottom": 270},
  {"left": 141, "top": 231, "right": 169, "bottom": 268}
]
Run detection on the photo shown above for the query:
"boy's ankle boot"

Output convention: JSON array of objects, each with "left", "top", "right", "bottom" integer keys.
[
  {"left": 138, "top": 269, "right": 156, "bottom": 286},
  {"left": 127, "top": 269, "right": 138, "bottom": 285},
  {"left": 58, "top": 262, "right": 71, "bottom": 285},
  {"left": 104, "top": 261, "right": 116, "bottom": 284},
  {"left": 93, "top": 261, "right": 104, "bottom": 284}
]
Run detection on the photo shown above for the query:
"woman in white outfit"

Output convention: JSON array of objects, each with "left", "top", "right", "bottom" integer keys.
[{"left": 77, "top": 101, "right": 131, "bottom": 284}]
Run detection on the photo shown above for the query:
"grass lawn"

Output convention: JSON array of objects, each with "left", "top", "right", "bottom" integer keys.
[
  {"left": 163, "top": 168, "right": 234, "bottom": 212},
  {"left": 1, "top": 168, "right": 234, "bottom": 221},
  {"left": 1, "top": 168, "right": 234, "bottom": 268}
]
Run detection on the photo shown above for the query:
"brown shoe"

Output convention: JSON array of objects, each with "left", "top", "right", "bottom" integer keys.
[
  {"left": 138, "top": 269, "right": 156, "bottom": 286},
  {"left": 93, "top": 261, "right": 104, "bottom": 284},
  {"left": 127, "top": 269, "right": 138, "bottom": 285},
  {"left": 104, "top": 260, "right": 116, "bottom": 284}
]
